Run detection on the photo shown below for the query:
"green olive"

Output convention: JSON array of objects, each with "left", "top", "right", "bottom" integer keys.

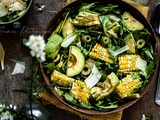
[
  {"left": 81, "top": 35, "right": 92, "bottom": 43},
  {"left": 100, "top": 36, "right": 110, "bottom": 47},
  {"left": 81, "top": 64, "right": 91, "bottom": 76},
  {"left": 54, "top": 54, "right": 60, "bottom": 62},
  {"left": 136, "top": 39, "right": 145, "bottom": 49}
]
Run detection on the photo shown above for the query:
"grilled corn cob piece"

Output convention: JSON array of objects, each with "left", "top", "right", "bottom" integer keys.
[
  {"left": 70, "top": 80, "right": 90, "bottom": 104},
  {"left": 89, "top": 43, "right": 113, "bottom": 63},
  {"left": 116, "top": 75, "right": 142, "bottom": 99},
  {"left": 118, "top": 54, "right": 140, "bottom": 73},
  {"left": 51, "top": 70, "right": 75, "bottom": 87}
]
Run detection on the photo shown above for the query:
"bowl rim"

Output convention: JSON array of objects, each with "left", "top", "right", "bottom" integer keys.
[
  {"left": 41, "top": 0, "right": 159, "bottom": 115},
  {"left": 0, "top": 0, "right": 33, "bottom": 25}
]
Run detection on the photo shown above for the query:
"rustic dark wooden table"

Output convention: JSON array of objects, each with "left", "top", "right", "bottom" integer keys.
[{"left": 0, "top": 0, "right": 160, "bottom": 120}]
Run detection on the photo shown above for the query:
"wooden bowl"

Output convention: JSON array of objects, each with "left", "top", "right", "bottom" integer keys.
[{"left": 40, "top": 0, "right": 159, "bottom": 115}]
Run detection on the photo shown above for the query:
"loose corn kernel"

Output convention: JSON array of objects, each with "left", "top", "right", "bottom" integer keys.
[
  {"left": 118, "top": 54, "right": 140, "bottom": 73},
  {"left": 57, "top": 61, "right": 63, "bottom": 68},
  {"left": 116, "top": 75, "right": 142, "bottom": 99},
  {"left": 51, "top": 70, "right": 75, "bottom": 87},
  {"left": 70, "top": 80, "right": 90, "bottom": 104},
  {"left": 89, "top": 43, "right": 113, "bottom": 63}
]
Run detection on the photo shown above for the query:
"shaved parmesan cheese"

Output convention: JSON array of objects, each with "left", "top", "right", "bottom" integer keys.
[
  {"left": 84, "top": 64, "right": 101, "bottom": 88},
  {"left": 61, "top": 33, "right": 77, "bottom": 48},
  {"left": 8, "top": 1, "right": 26, "bottom": 12},
  {"left": 1, "top": 0, "right": 15, "bottom": 7},
  {"left": 135, "top": 57, "right": 147, "bottom": 72},
  {"left": 16, "top": 0, "right": 27, "bottom": 8},
  {"left": 113, "top": 45, "right": 129, "bottom": 56},
  {"left": 12, "top": 63, "right": 25, "bottom": 75},
  {"left": 0, "top": 3, "right": 8, "bottom": 17}
]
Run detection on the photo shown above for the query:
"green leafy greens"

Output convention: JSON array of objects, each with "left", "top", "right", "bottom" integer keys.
[{"left": 44, "top": 2, "right": 157, "bottom": 111}]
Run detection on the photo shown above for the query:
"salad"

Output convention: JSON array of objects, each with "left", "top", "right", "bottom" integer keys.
[
  {"left": 44, "top": 2, "right": 157, "bottom": 110},
  {"left": 0, "top": 0, "right": 28, "bottom": 22}
]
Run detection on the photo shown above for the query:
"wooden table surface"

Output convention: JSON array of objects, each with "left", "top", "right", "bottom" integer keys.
[{"left": 0, "top": 0, "right": 160, "bottom": 120}]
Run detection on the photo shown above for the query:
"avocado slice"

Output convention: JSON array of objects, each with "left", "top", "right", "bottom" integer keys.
[
  {"left": 113, "top": 33, "right": 136, "bottom": 56},
  {"left": 45, "top": 34, "right": 63, "bottom": 59},
  {"left": 72, "top": 11, "right": 101, "bottom": 26},
  {"left": 125, "top": 33, "right": 136, "bottom": 53},
  {"left": 122, "top": 12, "right": 144, "bottom": 31},
  {"left": 62, "top": 17, "right": 75, "bottom": 38},
  {"left": 67, "top": 46, "right": 85, "bottom": 77}
]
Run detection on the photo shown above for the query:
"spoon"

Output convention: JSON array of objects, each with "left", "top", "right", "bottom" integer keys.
[
  {"left": 0, "top": 41, "right": 5, "bottom": 70},
  {"left": 151, "top": 3, "right": 160, "bottom": 36},
  {"left": 155, "top": 70, "right": 160, "bottom": 106},
  {"left": 151, "top": 3, "right": 160, "bottom": 105}
]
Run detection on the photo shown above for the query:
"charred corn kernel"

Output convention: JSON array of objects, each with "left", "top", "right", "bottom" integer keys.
[
  {"left": 118, "top": 54, "right": 140, "bottom": 73},
  {"left": 116, "top": 75, "right": 142, "bottom": 99},
  {"left": 89, "top": 43, "right": 113, "bottom": 63},
  {"left": 51, "top": 70, "right": 75, "bottom": 87},
  {"left": 70, "top": 80, "right": 90, "bottom": 104},
  {"left": 57, "top": 61, "right": 63, "bottom": 68}
]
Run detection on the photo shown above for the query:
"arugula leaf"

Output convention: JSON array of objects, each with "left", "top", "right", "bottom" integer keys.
[
  {"left": 94, "top": 4, "right": 120, "bottom": 14},
  {"left": 144, "top": 49, "right": 154, "bottom": 60},
  {"left": 132, "top": 28, "right": 151, "bottom": 41},
  {"left": 78, "top": 102, "right": 93, "bottom": 109},
  {"left": 44, "top": 62, "right": 55, "bottom": 75},
  {"left": 145, "top": 61, "right": 156, "bottom": 79},
  {"left": 131, "top": 72, "right": 142, "bottom": 81},
  {"left": 64, "top": 92, "right": 77, "bottom": 105},
  {"left": 78, "top": 2, "right": 96, "bottom": 12},
  {"left": 99, "top": 15, "right": 110, "bottom": 37},
  {"left": 54, "top": 86, "right": 64, "bottom": 96},
  {"left": 95, "top": 101, "right": 118, "bottom": 110}
]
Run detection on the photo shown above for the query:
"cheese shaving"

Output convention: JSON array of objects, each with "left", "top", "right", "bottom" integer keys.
[{"left": 12, "top": 63, "right": 25, "bottom": 75}]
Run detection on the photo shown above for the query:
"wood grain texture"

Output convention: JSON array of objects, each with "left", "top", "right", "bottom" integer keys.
[{"left": 0, "top": 0, "right": 160, "bottom": 120}]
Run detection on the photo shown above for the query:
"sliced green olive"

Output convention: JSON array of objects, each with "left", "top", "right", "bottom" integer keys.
[
  {"left": 100, "top": 36, "right": 110, "bottom": 47},
  {"left": 81, "top": 64, "right": 91, "bottom": 76},
  {"left": 81, "top": 35, "right": 92, "bottom": 43},
  {"left": 136, "top": 39, "right": 145, "bottom": 49},
  {"left": 54, "top": 54, "right": 60, "bottom": 62}
]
